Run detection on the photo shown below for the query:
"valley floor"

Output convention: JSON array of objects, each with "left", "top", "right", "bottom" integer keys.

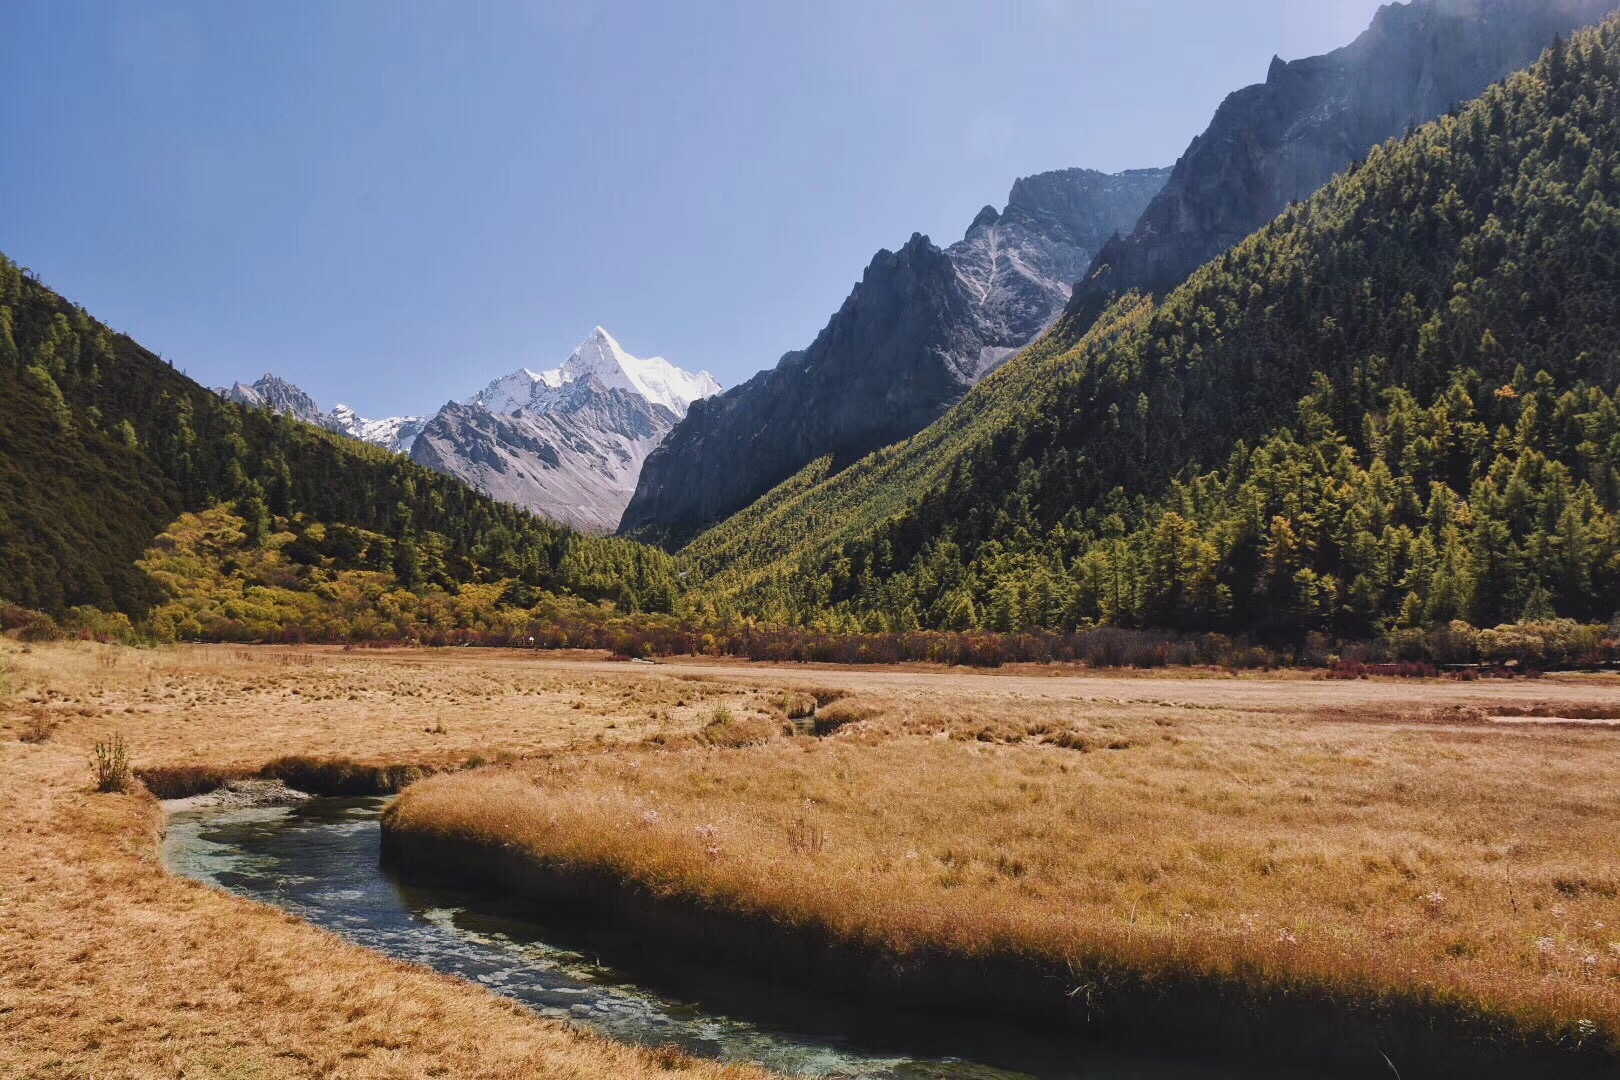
[
  {"left": 0, "top": 644, "right": 768, "bottom": 1080},
  {"left": 5, "top": 643, "right": 1620, "bottom": 1075}
]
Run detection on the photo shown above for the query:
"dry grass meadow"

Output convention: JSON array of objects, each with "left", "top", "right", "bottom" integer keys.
[
  {"left": 388, "top": 660, "right": 1620, "bottom": 1065},
  {"left": 0, "top": 641, "right": 769, "bottom": 1080},
  {"left": 7, "top": 640, "right": 1620, "bottom": 1075}
]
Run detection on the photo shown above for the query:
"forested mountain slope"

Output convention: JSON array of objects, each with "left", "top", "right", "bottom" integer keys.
[
  {"left": 1065, "top": 0, "right": 1617, "bottom": 332},
  {"left": 687, "top": 21, "right": 1620, "bottom": 640},
  {"left": 619, "top": 167, "right": 1169, "bottom": 548},
  {"left": 0, "top": 256, "right": 680, "bottom": 618}
]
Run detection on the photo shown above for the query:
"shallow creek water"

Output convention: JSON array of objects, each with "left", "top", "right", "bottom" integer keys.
[{"left": 163, "top": 797, "right": 1321, "bottom": 1080}]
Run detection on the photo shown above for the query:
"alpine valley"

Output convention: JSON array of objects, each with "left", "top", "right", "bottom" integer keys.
[{"left": 13, "top": 4, "right": 1620, "bottom": 1080}]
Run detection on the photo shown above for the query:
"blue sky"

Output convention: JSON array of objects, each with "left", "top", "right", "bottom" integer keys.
[{"left": 0, "top": 1, "right": 1388, "bottom": 416}]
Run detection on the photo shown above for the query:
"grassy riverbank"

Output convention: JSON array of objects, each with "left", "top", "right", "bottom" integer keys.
[
  {"left": 384, "top": 672, "right": 1620, "bottom": 1076},
  {"left": 0, "top": 642, "right": 768, "bottom": 1079}
]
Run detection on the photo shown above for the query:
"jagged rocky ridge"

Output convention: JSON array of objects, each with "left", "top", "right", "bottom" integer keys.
[
  {"left": 215, "top": 376, "right": 426, "bottom": 454},
  {"left": 618, "top": 167, "right": 1171, "bottom": 548},
  {"left": 1065, "top": 0, "right": 1619, "bottom": 328},
  {"left": 410, "top": 328, "right": 720, "bottom": 534}
]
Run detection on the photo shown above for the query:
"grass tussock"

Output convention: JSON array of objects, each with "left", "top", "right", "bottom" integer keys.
[{"left": 389, "top": 686, "right": 1620, "bottom": 1067}]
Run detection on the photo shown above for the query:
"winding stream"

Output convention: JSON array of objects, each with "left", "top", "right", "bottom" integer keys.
[{"left": 163, "top": 796, "right": 1320, "bottom": 1080}]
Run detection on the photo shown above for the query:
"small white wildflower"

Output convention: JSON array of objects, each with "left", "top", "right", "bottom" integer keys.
[
  {"left": 1277, "top": 929, "right": 1298, "bottom": 945},
  {"left": 1582, "top": 954, "right": 1600, "bottom": 969},
  {"left": 1537, "top": 936, "right": 1558, "bottom": 955},
  {"left": 904, "top": 848, "right": 919, "bottom": 860},
  {"left": 640, "top": 809, "right": 660, "bottom": 825}
]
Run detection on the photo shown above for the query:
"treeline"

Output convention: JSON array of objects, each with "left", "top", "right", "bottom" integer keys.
[
  {"left": 8, "top": 505, "right": 1613, "bottom": 674},
  {"left": 689, "top": 22, "right": 1620, "bottom": 641},
  {"left": 0, "top": 254, "right": 680, "bottom": 617}
]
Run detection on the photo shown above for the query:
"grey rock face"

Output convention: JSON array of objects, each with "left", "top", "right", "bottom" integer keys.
[
  {"left": 1067, "top": 0, "right": 1619, "bottom": 326},
  {"left": 619, "top": 166, "right": 1171, "bottom": 548},
  {"left": 216, "top": 375, "right": 327, "bottom": 427},
  {"left": 410, "top": 376, "right": 681, "bottom": 536}
]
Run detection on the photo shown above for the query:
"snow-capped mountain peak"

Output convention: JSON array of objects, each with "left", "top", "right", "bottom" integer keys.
[
  {"left": 468, "top": 327, "right": 720, "bottom": 419},
  {"left": 327, "top": 404, "right": 428, "bottom": 454}
]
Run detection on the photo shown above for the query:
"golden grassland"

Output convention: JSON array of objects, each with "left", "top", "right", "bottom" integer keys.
[
  {"left": 9, "top": 640, "right": 1620, "bottom": 1075},
  {"left": 0, "top": 641, "right": 771, "bottom": 1080},
  {"left": 387, "top": 665, "right": 1620, "bottom": 1067}
]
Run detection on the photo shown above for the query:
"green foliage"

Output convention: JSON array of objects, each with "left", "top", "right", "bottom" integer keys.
[
  {"left": 0, "top": 255, "right": 682, "bottom": 618},
  {"left": 92, "top": 733, "right": 133, "bottom": 794},
  {"left": 131, "top": 504, "right": 684, "bottom": 646},
  {"left": 690, "top": 18, "right": 1620, "bottom": 641}
]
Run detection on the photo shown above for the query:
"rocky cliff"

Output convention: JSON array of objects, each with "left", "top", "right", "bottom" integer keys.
[
  {"left": 619, "top": 166, "right": 1171, "bottom": 548},
  {"left": 1066, "top": 0, "right": 1619, "bottom": 327}
]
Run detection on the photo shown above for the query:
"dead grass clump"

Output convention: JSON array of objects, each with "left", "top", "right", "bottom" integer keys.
[
  {"left": 91, "top": 734, "right": 133, "bottom": 793},
  {"left": 1046, "top": 728, "right": 1095, "bottom": 751},
  {"left": 778, "top": 691, "right": 818, "bottom": 720},
  {"left": 697, "top": 704, "right": 782, "bottom": 749},
  {"left": 19, "top": 705, "right": 58, "bottom": 744},
  {"left": 811, "top": 699, "right": 881, "bottom": 736},
  {"left": 136, "top": 764, "right": 253, "bottom": 799},
  {"left": 785, "top": 816, "right": 828, "bottom": 855}
]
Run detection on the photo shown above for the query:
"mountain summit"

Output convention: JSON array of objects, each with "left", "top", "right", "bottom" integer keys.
[
  {"left": 410, "top": 328, "right": 721, "bottom": 534},
  {"left": 469, "top": 327, "right": 719, "bottom": 420}
]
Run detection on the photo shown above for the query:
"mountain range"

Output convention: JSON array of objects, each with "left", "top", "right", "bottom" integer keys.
[
  {"left": 214, "top": 328, "right": 720, "bottom": 534},
  {"left": 625, "top": 0, "right": 1616, "bottom": 550},
  {"left": 687, "top": 10, "right": 1620, "bottom": 638},
  {"left": 216, "top": 376, "right": 426, "bottom": 454},
  {"left": 6, "top": 0, "right": 1619, "bottom": 651}
]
